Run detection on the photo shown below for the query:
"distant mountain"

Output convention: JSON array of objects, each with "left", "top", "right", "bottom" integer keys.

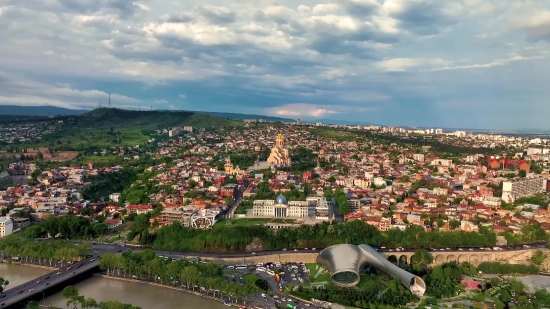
[
  {"left": 192, "top": 111, "right": 294, "bottom": 122},
  {"left": 0, "top": 105, "right": 90, "bottom": 116}
]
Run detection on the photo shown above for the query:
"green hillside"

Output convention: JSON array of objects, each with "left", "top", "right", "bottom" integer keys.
[
  {"left": 82, "top": 108, "right": 242, "bottom": 129},
  {"left": 2, "top": 108, "right": 242, "bottom": 155}
]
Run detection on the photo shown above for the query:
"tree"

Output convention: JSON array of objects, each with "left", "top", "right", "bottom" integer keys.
[
  {"left": 62, "top": 285, "right": 82, "bottom": 309},
  {"left": 327, "top": 176, "right": 336, "bottom": 183},
  {"left": 0, "top": 277, "right": 9, "bottom": 293},
  {"left": 411, "top": 249, "right": 433, "bottom": 273},
  {"left": 519, "top": 169, "right": 527, "bottom": 177},
  {"left": 531, "top": 250, "right": 546, "bottom": 265},
  {"left": 449, "top": 220, "right": 460, "bottom": 229}
]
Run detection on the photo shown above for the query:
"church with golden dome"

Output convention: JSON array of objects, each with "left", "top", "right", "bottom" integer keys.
[{"left": 267, "top": 132, "right": 291, "bottom": 167}]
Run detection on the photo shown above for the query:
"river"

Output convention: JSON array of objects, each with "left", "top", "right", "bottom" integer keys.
[{"left": 0, "top": 263, "right": 228, "bottom": 309}]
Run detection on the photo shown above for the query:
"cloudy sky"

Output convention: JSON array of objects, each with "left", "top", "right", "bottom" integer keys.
[{"left": 1, "top": 0, "right": 549, "bottom": 130}]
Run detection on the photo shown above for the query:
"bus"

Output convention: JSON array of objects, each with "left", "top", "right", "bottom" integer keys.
[{"left": 235, "top": 264, "right": 247, "bottom": 270}]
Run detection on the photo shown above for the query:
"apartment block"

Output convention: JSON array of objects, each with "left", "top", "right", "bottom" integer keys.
[{"left": 502, "top": 177, "right": 547, "bottom": 203}]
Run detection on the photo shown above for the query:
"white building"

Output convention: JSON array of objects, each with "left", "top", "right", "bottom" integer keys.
[
  {"left": 431, "top": 159, "right": 453, "bottom": 167},
  {"left": 502, "top": 177, "right": 547, "bottom": 203},
  {"left": 413, "top": 154, "right": 425, "bottom": 162},
  {"left": 190, "top": 209, "right": 219, "bottom": 229},
  {"left": 109, "top": 193, "right": 121, "bottom": 203},
  {"left": 0, "top": 217, "right": 13, "bottom": 238},
  {"left": 252, "top": 195, "right": 330, "bottom": 220}
]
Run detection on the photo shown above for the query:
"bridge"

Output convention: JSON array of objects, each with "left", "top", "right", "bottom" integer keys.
[
  {"left": 384, "top": 249, "right": 538, "bottom": 267},
  {"left": 0, "top": 258, "right": 100, "bottom": 309}
]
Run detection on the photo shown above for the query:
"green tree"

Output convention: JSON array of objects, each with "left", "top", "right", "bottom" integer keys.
[
  {"left": 0, "top": 277, "right": 9, "bottom": 293},
  {"left": 449, "top": 220, "right": 460, "bottom": 229},
  {"left": 411, "top": 249, "right": 433, "bottom": 273},
  {"left": 531, "top": 250, "right": 546, "bottom": 265}
]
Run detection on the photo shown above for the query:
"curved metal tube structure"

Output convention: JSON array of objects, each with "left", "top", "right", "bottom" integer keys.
[
  {"left": 358, "top": 244, "right": 426, "bottom": 297},
  {"left": 316, "top": 244, "right": 367, "bottom": 287},
  {"left": 316, "top": 244, "right": 426, "bottom": 297}
]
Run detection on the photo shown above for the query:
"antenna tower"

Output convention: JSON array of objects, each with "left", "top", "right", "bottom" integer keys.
[
  {"left": 108, "top": 94, "right": 111, "bottom": 108},
  {"left": 139, "top": 101, "right": 141, "bottom": 111}
]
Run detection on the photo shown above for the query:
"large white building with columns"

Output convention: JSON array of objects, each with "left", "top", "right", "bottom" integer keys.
[{"left": 252, "top": 195, "right": 330, "bottom": 220}]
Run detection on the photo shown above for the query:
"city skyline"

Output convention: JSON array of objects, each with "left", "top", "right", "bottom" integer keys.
[{"left": 0, "top": 0, "right": 549, "bottom": 130}]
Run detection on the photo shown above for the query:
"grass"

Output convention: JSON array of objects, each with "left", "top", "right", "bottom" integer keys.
[
  {"left": 215, "top": 218, "right": 273, "bottom": 227},
  {"left": 242, "top": 273, "right": 267, "bottom": 292},
  {"left": 270, "top": 219, "right": 297, "bottom": 224},
  {"left": 306, "top": 263, "right": 331, "bottom": 283}
]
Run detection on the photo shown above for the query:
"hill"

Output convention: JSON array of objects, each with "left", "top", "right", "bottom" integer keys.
[
  {"left": 0, "top": 105, "right": 293, "bottom": 122},
  {"left": 82, "top": 108, "right": 242, "bottom": 129},
  {"left": 0, "top": 105, "right": 89, "bottom": 116}
]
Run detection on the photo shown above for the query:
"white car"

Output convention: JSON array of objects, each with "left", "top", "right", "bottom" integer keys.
[{"left": 29, "top": 289, "right": 35, "bottom": 292}]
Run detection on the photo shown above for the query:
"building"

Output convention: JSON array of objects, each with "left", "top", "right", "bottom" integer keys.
[
  {"left": 126, "top": 204, "right": 154, "bottom": 214},
  {"left": 168, "top": 127, "right": 183, "bottom": 137},
  {"left": 183, "top": 126, "right": 193, "bottom": 133},
  {"left": 267, "top": 133, "right": 291, "bottom": 167},
  {"left": 109, "top": 193, "right": 121, "bottom": 203},
  {"left": 412, "top": 154, "right": 425, "bottom": 162},
  {"left": 252, "top": 195, "right": 330, "bottom": 220},
  {"left": 0, "top": 217, "right": 13, "bottom": 238},
  {"left": 156, "top": 208, "right": 194, "bottom": 227},
  {"left": 502, "top": 177, "right": 547, "bottom": 203},
  {"left": 317, "top": 244, "right": 425, "bottom": 296},
  {"left": 190, "top": 209, "right": 219, "bottom": 229},
  {"left": 221, "top": 184, "right": 237, "bottom": 198}
]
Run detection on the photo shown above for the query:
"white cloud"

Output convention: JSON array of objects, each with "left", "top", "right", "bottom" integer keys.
[
  {"left": 266, "top": 103, "right": 341, "bottom": 118},
  {"left": 375, "top": 58, "right": 449, "bottom": 71},
  {"left": 0, "top": 0, "right": 549, "bottom": 129},
  {"left": 429, "top": 55, "right": 547, "bottom": 71}
]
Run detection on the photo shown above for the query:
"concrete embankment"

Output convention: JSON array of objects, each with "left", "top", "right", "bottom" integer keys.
[
  {"left": 185, "top": 252, "right": 319, "bottom": 265},
  {"left": 95, "top": 274, "right": 241, "bottom": 307}
]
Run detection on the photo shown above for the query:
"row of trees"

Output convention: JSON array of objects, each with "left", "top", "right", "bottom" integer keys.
[
  {"left": 0, "top": 236, "right": 88, "bottom": 267},
  {"left": 98, "top": 250, "right": 255, "bottom": 303},
  {"left": 59, "top": 286, "right": 142, "bottom": 309},
  {"left": 477, "top": 262, "right": 540, "bottom": 274},
  {"left": 143, "top": 220, "right": 498, "bottom": 252}
]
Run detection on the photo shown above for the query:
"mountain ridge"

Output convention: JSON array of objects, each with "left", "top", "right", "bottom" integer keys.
[{"left": 0, "top": 105, "right": 294, "bottom": 122}]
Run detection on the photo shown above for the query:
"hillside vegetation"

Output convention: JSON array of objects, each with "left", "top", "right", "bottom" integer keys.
[{"left": 82, "top": 108, "right": 242, "bottom": 129}]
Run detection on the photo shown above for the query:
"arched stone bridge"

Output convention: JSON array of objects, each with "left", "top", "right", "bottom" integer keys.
[
  {"left": 196, "top": 248, "right": 542, "bottom": 267},
  {"left": 384, "top": 249, "right": 540, "bottom": 267}
]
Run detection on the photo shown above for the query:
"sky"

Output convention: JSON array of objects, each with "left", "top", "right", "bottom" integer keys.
[{"left": 0, "top": 0, "right": 549, "bottom": 130}]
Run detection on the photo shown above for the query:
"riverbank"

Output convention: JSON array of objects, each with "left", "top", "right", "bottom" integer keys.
[
  {"left": 0, "top": 259, "right": 59, "bottom": 271},
  {"left": 95, "top": 274, "right": 242, "bottom": 307}
]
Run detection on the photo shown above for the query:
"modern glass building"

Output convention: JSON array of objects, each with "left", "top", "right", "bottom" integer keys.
[{"left": 316, "top": 244, "right": 426, "bottom": 296}]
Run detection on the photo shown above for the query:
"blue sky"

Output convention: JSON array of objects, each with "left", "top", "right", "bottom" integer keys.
[{"left": 0, "top": 0, "right": 549, "bottom": 130}]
